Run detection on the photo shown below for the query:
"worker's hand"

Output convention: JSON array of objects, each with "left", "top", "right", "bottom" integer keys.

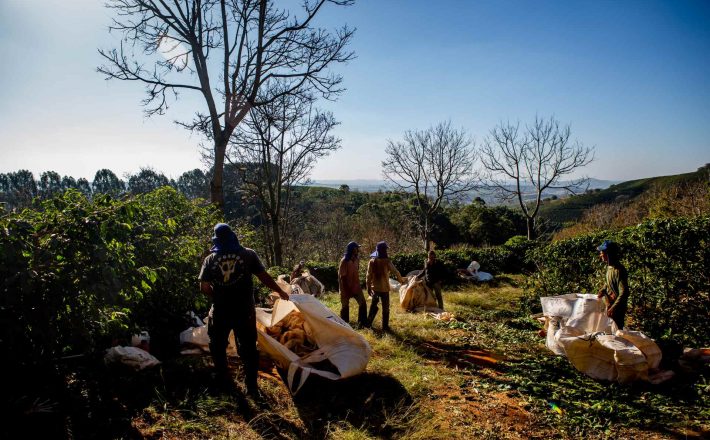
[
  {"left": 596, "top": 289, "right": 605, "bottom": 299},
  {"left": 367, "top": 288, "right": 373, "bottom": 297},
  {"left": 606, "top": 307, "right": 614, "bottom": 317}
]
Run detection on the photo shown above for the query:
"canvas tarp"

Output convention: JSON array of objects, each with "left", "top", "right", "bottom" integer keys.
[
  {"left": 256, "top": 294, "right": 372, "bottom": 394},
  {"left": 399, "top": 277, "right": 442, "bottom": 313}
]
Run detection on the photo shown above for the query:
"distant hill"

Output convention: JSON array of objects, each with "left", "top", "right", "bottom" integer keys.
[
  {"left": 538, "top": 165, "right": 710, "bottom": 225},
  {"left": 308, "top": 178, "right": 618, "bottom": 204}
]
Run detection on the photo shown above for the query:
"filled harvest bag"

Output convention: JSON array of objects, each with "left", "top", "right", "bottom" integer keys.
[
  {"left": 291, "top": 271, "right": 325, "bottom": 297},
  {"left": 541, "top": 293, "right": 661, "bottom": 383},
  {"left": 556, "top": 327, "right": 649, "bottom": 383},
  {"left": 255, "top": 294, "right": 372, "bottom": 394},
  {"left": 179, "top": 310, "right": 237, "bottom": 355},
  {"left": 399, "top": 277, "right": 442, "bottom": 313},
  {"left": 541, "top": 293, "right": 617, "bottom": 354}
]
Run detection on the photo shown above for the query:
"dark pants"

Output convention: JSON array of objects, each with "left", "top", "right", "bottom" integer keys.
[
  {"left": 341, "top": 290, "right": 368, "bottom": 326},
  {"left": 429, "top": 281, "right": 443, "bottom": 309},
  {"left": 368, "top": 291, "right": 390, "bottom": 330},
  {"left": 208, "top": 306, "right": 258, "bottom": 392},
  {"left": 610, "top": 305, "right": 627, "bottom": 330}
]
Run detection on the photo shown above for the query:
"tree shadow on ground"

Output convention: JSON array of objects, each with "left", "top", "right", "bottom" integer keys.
[{"left": 288, "top": 372, "right": 413, "bottom": 439}]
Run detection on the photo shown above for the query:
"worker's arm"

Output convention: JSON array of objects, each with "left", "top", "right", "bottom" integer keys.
[
  {"left": 256, "top": 271, "right": 290, "bottom": 300},
  {"left": 366, "top": 260, "right": 374, "bottom": 295},
  {"left": 200, "top": 281, "right": 213, "bottom": 298},
  {"left": 389, "top": 260, "right": 405, "bottom": 284}
]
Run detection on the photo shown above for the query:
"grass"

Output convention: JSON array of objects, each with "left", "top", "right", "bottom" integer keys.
[{"left": 18, "top": 274, "right": 709, "bottom": 439}]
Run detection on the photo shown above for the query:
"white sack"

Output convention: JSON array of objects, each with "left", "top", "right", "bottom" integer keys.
[
  {"left": 291, "top": 271, "right": 325, "bottom": 297},
  {"left": 616, "top": 330, "right": 662, "bottom": 370},
  {"left": 104, "top": 346, "right": 161, "bottom": 370},
  {"left": 542, "top": 293, "right": 662, "bottom": 383},
  {"left": 557, "top": 330, "right": 648, "bottom": 383},
  {"left": 476, "top": 271, "right": 494, "bottom": 281},
  {"left": 399, "top": 277, "right": 442, "bottom": 313},
  {"left": 255, "top": 294, "right": 371, "bottom": 394},
  {"left": 389, "top": 278, "right": 401, "bottom": 292},
  {"left": 179, "top": 319, "right": 237, "bottom": 355}
]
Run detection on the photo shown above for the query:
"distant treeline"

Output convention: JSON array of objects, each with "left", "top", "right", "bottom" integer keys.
[
  {"left": 0, "top": 167, "right": 210, "bottom": 211},
  {"left": 0, "top": 166, "right": 532, "bottom": 264}
]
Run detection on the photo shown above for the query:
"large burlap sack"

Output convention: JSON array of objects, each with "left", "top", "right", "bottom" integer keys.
[
  {"left": 557, "top": 328, "right": 649, "bottom": 383},
  {"left": 542, "top": 294, "right": 617, "bottom": 355},
  {"left": 179, "top": 310, "right": 237, "bottom": 355},
  {"left": 616, "top": 330, "right": 662, "bottom": 369},
  {"left": 291, "top": 271, "right": 325, "bottom": 297},
  {"left": 543, "top": 293, "right": 661, "bottom": 383},
  {"left": 399, "top": 277, "right": 441, "bottom": 313},
  {"left": 256, "top": 294, "right": 372, "bottom": 394}
]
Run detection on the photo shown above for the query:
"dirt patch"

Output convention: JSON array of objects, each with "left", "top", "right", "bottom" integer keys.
[{"left": 425, "top": 381, "right": 555, "bottom": 439}]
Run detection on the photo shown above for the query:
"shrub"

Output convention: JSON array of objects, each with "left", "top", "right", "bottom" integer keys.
[
  {"left": 0, "top": 188, "right": 221, "bottom": 375},
  {"left": 524, "top": 216, "right": 710, "bottom": 347}
]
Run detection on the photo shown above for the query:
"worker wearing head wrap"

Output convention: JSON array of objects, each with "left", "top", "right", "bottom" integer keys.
[
  {"left": 338, "top": 241, "right": 368, "bottom": 328},
  {"left": 366, "top": 241, "right": 405, "bottom": 332}
]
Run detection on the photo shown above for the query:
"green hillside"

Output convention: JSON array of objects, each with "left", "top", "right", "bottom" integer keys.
[{"left": 538, "top": 165, "right": 709, "bottom": 225}]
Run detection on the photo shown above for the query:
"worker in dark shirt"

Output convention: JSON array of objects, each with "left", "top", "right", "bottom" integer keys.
[
  {"left": 198, "top": 223, "right": 289, "bottom": 397},
  {"left": 416, "top": 250, "right": 447, "bottom": 310}
]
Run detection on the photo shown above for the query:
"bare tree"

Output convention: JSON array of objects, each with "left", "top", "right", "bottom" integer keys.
[
  {"left": 98, "top": 0, "right": 354, "bottom": 208},
  {"left": 382, "top": 121, "right": 477, "bottom": 250},
  {"left": 227, "top": 87, "right": 341, "bottom": 266},
  {"left": 480, "top": 116, "right": 594, "bottom": 239}
]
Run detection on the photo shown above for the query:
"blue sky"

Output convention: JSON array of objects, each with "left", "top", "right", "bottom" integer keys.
[{"left": 1, "top": 0, "right": 708, "bottom": 182}]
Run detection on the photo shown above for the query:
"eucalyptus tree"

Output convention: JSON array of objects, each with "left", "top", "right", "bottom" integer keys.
[
  {"left": 98, "top": 0, "right": 354, "bottom": 209},
  {"left": 92, "top": 169, "right": 125, "bottom": 197}
]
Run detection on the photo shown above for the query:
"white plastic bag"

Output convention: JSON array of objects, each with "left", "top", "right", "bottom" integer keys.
[{"left": 255, "top": 294, "right": 372, "bottom": 394}]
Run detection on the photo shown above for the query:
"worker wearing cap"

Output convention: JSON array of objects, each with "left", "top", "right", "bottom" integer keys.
[
  {"left": 366, "top": 241, "right": 405, "bottom": 332},
  {"left": 338, "top": 241, "right": 368, "bottom": 328},
  {"left": 596, "top": 240, "right": 630, "bottom": 329},
  {"left": 199, "top": 223, "right": 289, "bottom": 397}
]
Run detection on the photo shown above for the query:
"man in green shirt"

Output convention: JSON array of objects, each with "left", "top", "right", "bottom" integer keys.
[{"left": 596, "top": 240, "right": 630, "bottom": 329}]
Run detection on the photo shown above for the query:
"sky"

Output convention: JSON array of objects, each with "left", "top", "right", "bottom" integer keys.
[{"left": 0, "top": 0, "right": 708, "bottom": 183}]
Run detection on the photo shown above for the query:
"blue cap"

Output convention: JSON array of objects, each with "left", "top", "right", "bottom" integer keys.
[{"left": 597, "top": 239, "right": 615, "bottom": 252}]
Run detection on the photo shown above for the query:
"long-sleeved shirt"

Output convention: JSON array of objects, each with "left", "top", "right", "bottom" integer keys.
[
  {"left": 603, "top": 264, "right": 630, "bottom": 310},
  {"left": 417, "top": 259, "right": 447, "bottom": 285},
  {"left": 338, "top": 257, "right": 361, "bottom": 295},
  {"left": 366, "top": 257, "right": 404, "bottom": 293}
]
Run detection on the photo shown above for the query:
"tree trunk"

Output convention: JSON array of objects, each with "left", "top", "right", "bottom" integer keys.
[
  {"left": 424, "top": 216, "right": 431, "bottom": 251},
  {"left": 272, "top": 213, "right": 283, "bottom": 266},
  {"left": 526, "top": 217, "right": 536, "bottom": 240},
  {"left": 210, "top": 139, "right": 228, "bottom": 210}
]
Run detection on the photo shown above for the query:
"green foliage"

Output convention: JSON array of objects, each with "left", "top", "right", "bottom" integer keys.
[
  {"left": 306, "top": 260, "right": 340, "bottom": 290},
  {"left": 504, "top": 235, "right": 528, "bottom": 247},
  {"left": 539, "top": 166, "right": 709, "bottom": 225},
  {"left": 450, "top": 204, "right": 527, "bottom": 246},
  {"left": 524, "top": 216, "right": 710, "bottom": 346},
  {"left": 0, "top": 187, "right": 221, "bottom": 376}
]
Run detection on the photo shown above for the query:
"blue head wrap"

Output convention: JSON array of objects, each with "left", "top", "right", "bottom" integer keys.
[
  {"left": 370, "top": 241, "right": 388, "bottom": 259},
  {"left": 344, "top": 241, "right": 360, "bottom": 261},
  {"left": 211, "top": 223, "right": 243, "bottom": 254}
]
